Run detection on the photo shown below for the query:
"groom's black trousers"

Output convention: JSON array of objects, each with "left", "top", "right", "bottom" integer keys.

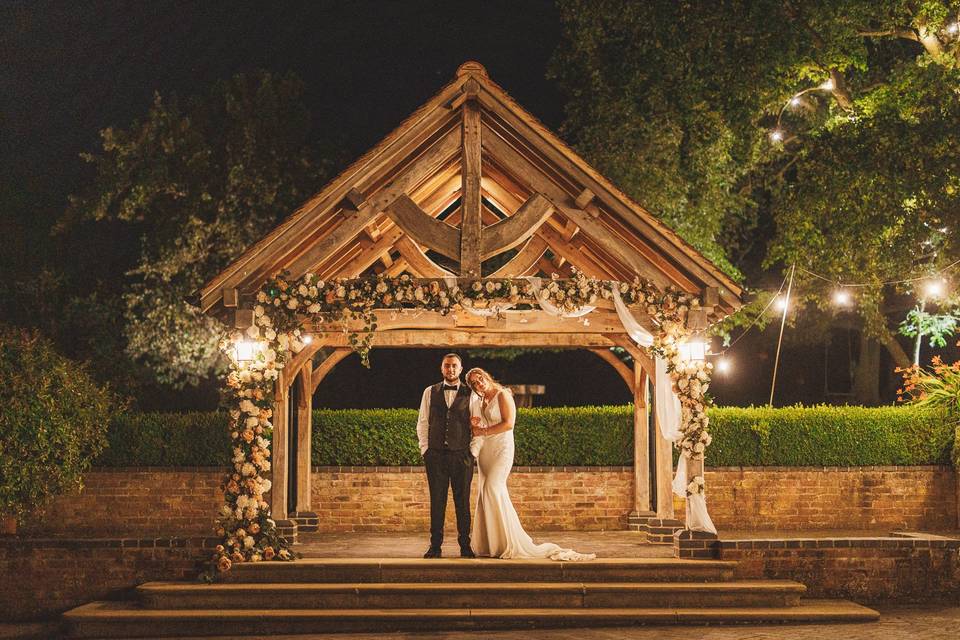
[{"left": 424, "top": 448, "right": 474, "bottom": 550}]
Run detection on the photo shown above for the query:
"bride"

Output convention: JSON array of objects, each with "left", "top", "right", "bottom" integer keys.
[{"left": 466, "top": 367, "right": 595, "bottom": 561}]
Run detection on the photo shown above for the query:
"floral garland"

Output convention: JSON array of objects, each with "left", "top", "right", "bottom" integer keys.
[{"left": 209, "top": 270, "right": 716, "bottom": 575}]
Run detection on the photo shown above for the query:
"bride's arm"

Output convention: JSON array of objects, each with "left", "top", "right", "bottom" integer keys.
[{"left": 482, "top": 391, "right": 516, "bottom": 435}]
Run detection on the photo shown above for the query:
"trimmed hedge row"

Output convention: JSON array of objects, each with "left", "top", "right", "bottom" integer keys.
[{"left": 94, "top": 405, "right": 957, "bottom": 468}]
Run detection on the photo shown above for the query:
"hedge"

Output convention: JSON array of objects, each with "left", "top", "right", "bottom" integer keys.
[{"left": 95, "top": 405, "right": 956, "bottom": 468}]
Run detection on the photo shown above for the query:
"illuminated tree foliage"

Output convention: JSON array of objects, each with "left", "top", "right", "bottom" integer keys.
[{"left": 65, "top": 71, "right": 329, "bottom": 387}]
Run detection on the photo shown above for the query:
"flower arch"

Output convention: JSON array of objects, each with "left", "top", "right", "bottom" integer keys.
[{"left": 209, "top": 269, "right": 716, "bottom": 574}]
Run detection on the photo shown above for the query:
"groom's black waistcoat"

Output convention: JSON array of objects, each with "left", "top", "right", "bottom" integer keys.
[{"left": 427, "top": 382, "right": 472, "bottom": 451}]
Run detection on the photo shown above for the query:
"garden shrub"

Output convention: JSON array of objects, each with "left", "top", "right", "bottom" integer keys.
[
  {"left": 0, "top": 326, "right": 116, "bottom": 521},
  {"left": 98, "top": 404, "right": 955, "bottom": 468}
]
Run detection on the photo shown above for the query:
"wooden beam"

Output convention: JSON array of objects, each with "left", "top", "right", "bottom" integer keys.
[
  {"left": 342, "top": 188, "right": 367, "bottom": 211},
  {"left": 295, "top": 359, "right": 312, "bottom": 513},
  {"left": 633, "top": 362, "right": 652, "bottom": 515},
  {"left": 537, "top": 224, "right": 615, "bottom": 279},
  {"left": 460, "top": 100, "right": 482, "bottom": 276},
  {"left": 334, "top": 224, "right": 405, "bottom": 277},
  {"left": 384, "top": 194, "right": 460, "bottom": 261},
  {"left": 475, "top": 89, "right": 742, "bottom": 301},
  {"left": 589, "top": 348, "right": 634, "bottom": 393},
  {"left": 481, "top": 128, "right": 676, "bottom": 291},
  {"left": 310, "top": 308, "right": 626, "bottom": 335},
  {"left": 394, "top": 236, "right": 455, "bottom": 278},
  {"left": 537, "top": 255, "right": 572, "bottom": 278},
  {"left": 309, "top": 330, "right": 618, "bottom": 349},
  {"left": 605, "top": 333, "right": 655, "bottom": 381},
  {"left": 310, "top": 349, "right": 352, "bottom": 394},
  {"left": 384, "top": 257, "right": 410, "bottom": 276},
  {"left": 480, "top": 193, "right": 554, "bottom": 260},
  {"left": 281, "top": 126, "right": 463, "bottom": 281},
  {"left": 222, "top": 288, "right": 239, "bottom": 308},
  {"left": 575, "top": 188, "right": 595, "bottom": 210},
  {"left": 489, "top": 235, "right": 548, "bottom": 278}
]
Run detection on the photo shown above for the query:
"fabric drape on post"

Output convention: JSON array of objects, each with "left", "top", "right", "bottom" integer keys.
[{"left": 612, "top": 288, "right": 716, "bottom": 533}]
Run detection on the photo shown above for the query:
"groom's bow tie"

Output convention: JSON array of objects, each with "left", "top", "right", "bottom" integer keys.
[{"left": 442, "top": 384, "right": 459, "bottom": 391}]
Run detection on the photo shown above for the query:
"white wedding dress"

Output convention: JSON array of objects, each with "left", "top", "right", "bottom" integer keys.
[{"left": 471, "top": 390, "right": 595, "bottom": 561}]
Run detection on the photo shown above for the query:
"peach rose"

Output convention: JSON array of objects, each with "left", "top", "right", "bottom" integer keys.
[
  {"left": 263, "top": 546, "right": 275, "bottom": 560},
  {"left": 217, "top": 556, "right": 232, "bottom": 572},
  {"left": 249, "top": 522, "right": 261, "bottom": 534},
  {"left": 231, "top": 551, "right": 245, "bottom": 563}
]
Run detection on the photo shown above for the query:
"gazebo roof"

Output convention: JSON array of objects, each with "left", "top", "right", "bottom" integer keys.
[{"left": 198, "top": 61, "right": 743, "bottom": 319}]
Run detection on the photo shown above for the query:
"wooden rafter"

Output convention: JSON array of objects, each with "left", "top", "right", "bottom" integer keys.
[
  {"left": 334, "top": 223, "right": 405, "bottom": 277},
  {"left": 537, "top": 223, "right": 615, "bottom": 279},
  {"left": 385, "top": 195, "right": 460, "bottom": 261},
  {"left": 489, "top": 235, "right": 548, "bottom": 278},
  {"left": 394, "top": 236, "right": 455, "bottom": 278},
  {"left": 480, "top": 193, "right": 553, "bottom": 260}
]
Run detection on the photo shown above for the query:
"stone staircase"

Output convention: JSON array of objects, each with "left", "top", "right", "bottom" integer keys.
[{"left": 62, "top": 558, "right": 879, "bottom": 636}]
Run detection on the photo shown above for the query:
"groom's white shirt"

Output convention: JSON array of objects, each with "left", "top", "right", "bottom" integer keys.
[{"left": 417, "top": 379, "right": 480, "bottom": 455}]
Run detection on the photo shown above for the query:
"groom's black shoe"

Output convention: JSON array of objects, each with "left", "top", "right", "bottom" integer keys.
[
  {"left": 460, "top": 547, "right": 476, "bottom": 558},
  {"left": 423, "top": 547, "right": 442, "bottom": 559}
]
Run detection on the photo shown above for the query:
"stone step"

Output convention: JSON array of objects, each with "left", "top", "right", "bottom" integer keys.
[
  {"left": 138, "top": 580, "right": 805, "bottom": 609},
  {"left": 62, "top": 600, "right": 880, "bottom": 637},
  {"left": 219, "top": 557, "right": 738, "bottom": 583}
]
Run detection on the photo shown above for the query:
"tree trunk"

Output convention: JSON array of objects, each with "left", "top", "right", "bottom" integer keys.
[{"left": 852, "top": 333, "right": 881, "bottom": 406}]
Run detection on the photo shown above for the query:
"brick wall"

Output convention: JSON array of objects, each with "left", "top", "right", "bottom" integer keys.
[
  {"left": 0, "top": 537, "right": 216, "bottom": 622},
  {"left": 312, "top": 466, "right": 633, "bottom": 532},
  {"left": 722, "top": 537, "right": 960, "bottom": 602},
  {"left": 23, "top": 465, "right": 958, "bottom": 537},
  {"left": 706, "top": 466, "right": 958, "bottom": 531}
]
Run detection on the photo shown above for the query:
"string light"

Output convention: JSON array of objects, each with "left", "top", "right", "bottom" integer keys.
[
  {"left": 715, "top": 357, "right": 731, "bottom": 374},
  {"left": 774, "top": 295, "right": 789, "bottom": 312},
  {"left": 947, "top": 22, "right": 959, "bottom": 35},
  {"left": 770, "top": 76, "right": 838, "bottom": 143},
  {"left": 819, "top": 78, "right": 835, "bottom": 91},
  {"left": 832, "top": 288, "right": 852, "bottom": 306},
  {"left": 769, "top": 129, "right": 784, "bottom": 142},
  {"left": 924, "top": 279, "right": 946, "bottom": 298},
  {"left": 302, "top": 334, "right": 313, "bottom": 345},
  {"left": 789, "top": 97, "right": 801, "bottom": 107}
]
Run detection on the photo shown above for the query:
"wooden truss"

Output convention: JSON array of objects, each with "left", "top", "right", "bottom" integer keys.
[{"left": 198, "top": 62, "right": 743, "bottom": 529}]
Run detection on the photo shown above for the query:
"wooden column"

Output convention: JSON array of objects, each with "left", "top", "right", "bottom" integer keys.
[
  {"left": 632, "top": 364, "right": 653, "bottom": 516},
  {"left": 270, "top": 386, "right": 289, "bottom": 520},
  {"left": 460, "top": 88, "right": 482, "bottom": 277},
  {"left": 655, "top": 409, "right": 675, "bottom": 519},
  {"left": 295, "top": 361, "right": 313, "bottom": 513}
]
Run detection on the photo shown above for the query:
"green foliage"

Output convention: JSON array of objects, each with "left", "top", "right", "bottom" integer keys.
[
  {"left": 552, "top": 0, "right": 960, "bottom": 372},
  {"left": 0, "top": 326, "right": 116, "bottom": 521},
  {"left": 98, "top": 404, "right": 954, "bottom": 468},
  {"left": 708, "top": 405, "right": 955, "bottom": 467},
  {"left": 63, "top": 71, "right": 331, "bottom": 389},
  {"left": 96, "top": 412, "right": 231, "bottom": 467}
]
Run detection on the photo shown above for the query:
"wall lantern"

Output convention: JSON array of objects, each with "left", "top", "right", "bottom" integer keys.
[
  {"left": 234, "top": 340, "right": 259, "bottom": 363},
  {"left": 678, "top": 340, "right": 706, "bottom": 362}
]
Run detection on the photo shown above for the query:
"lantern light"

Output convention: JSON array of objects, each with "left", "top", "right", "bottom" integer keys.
[
  {"left": 678, "top": 340, "right": 707, "bottom": 362},
  {"left": 234, "top": 340, "right": 258, "bottom": 363},
  {"left": 302, "top": 334, "right": 314, "bottom": 345}
]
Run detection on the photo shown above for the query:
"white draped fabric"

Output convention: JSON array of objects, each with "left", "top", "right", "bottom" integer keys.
[
  {"left": 611, "top": 288, "right": 716, "bottom": 534},
  {"left": 525, "top": 277, "right": 596, "bottom": 318}
]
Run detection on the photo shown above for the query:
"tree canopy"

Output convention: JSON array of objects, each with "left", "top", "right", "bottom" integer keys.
[
  {"left": 63, "top": 71, "right": 331, "bottom": 389},
  {"left": 551, "top": 0, "right": 960, "bottom": 399}
]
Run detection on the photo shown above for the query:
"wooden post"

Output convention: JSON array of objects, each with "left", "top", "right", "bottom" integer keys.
[
  {"left": 656, "top": 417, "right": 675, "bottom": 519},
  {"left": 632, "top": 364, "right": 652, "bottom": 516},
  {"left": 460, "top": 96, "right": 482, "bottom": 277},
  {"left": 270, "top": 386, "right": 289, "bottom": 520},
  {"left": 295, "top": 361, "right": 313, "bottom": 513}
]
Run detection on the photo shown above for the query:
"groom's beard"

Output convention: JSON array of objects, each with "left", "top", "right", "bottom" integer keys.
[{"left": 444, "top": 375, "right": 460, "bottom": 384}]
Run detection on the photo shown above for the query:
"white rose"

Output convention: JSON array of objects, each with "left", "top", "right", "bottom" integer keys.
[
  {"left": 245, "top": 325, "right": 260, "bottom": 339},
  {"left": 241, "top": 463, "right": 255, "bottom": 477},
  {"left": 245, "top": 416, "right": 259, "bottom": 428},
  {"left": 298, "top": 284, "right": 308, "bottom": 296},
  {"left": 244, "top": 536, "right": 255, "bottom": 549},
  {"left": 254, "top": 305, "right": 265, "bottom": 317},
  {"left": 287, "top": 298, "right": 299, "bottom": 309},
  {"left": 261, "top": 479, "right": 272, "bottom": 493},
  {"left": 693, "top": 442, "right": 705, "bottom": 454},
  {"left": 264, "top": 328, "right": 277, "bottom": 341},
  {"left": 307, "top": 303, "right": 321, "bottom": 313},
  {"left": 256, "top": 291, "right": 268, "bottom": 303}
]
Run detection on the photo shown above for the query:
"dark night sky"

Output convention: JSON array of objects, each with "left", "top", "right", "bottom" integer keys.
[{"left": 0, "top": 1, "right": 902, "bottom": 408}]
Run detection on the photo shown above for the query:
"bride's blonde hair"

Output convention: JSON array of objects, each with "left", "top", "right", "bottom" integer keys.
[{"left": 465, "top": 367, "right": 505, "bottom": 394}]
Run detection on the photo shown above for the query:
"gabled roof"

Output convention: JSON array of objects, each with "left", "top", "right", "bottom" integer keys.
[{"left": 198, "top": 61, "right": 743, "bottom": 318}]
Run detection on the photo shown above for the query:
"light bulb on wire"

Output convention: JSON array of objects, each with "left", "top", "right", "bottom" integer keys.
[
  {"left": 946, "top": 22, "right": 959, "bottom": 35},
  {"left": 774, "top": 295, "right": 789, "bottom": 313},
  {"left": 832, "top": 289, "right": 852, "bottom": 306},
  {"left": 819, "top": 78, "right": 835, "bottom": 91},
  {"left": 924, "top": 279, "right": 946, "bottom": 299},
  {"left": 769, "top": 129, "right": 784, "bottom": 143},
  {"left": 715, "top": 358, "right": 731, "bottom": 374}
]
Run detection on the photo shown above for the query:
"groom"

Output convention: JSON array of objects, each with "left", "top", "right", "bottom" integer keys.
[{"left": 416, "top": 353, "right": 476, "bottom": 558}]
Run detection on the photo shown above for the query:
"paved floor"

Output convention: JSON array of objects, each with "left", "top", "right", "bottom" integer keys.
[{"left": 297, "top": 530, "right": 674, "bottom": 558}]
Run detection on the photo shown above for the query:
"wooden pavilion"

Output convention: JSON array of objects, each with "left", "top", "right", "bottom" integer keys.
[{"left": 198, "top": 61, "right": 742, "bottom": 536}]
